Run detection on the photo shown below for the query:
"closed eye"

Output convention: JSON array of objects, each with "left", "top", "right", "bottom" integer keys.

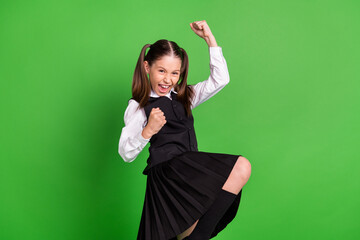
[{"left": 159, "top": 70, "right": 179, "bottom": 75}]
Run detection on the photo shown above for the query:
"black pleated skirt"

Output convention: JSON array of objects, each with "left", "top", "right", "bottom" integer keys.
[{"left": 137, "top": 151, "right": 243, "bottom": 240}]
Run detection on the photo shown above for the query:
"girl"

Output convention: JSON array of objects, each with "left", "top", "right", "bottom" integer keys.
[{"left": 119, "top": 20, "right": 251, "bottom": 240}]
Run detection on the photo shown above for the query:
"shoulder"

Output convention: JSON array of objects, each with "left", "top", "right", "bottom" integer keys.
[
  {"left": 128, "top": 98, "right": 139, "bottom": 106},
  {"left": 125, "top": 99, "right": 141, "bottom": 115},
  {"left": 123, "top": 99, "right": 146, "bottom": 123}
]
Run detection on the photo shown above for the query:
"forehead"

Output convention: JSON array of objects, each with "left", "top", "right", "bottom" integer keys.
[{"left": 153, "top": 55, "right": 181, "bottom": 70}]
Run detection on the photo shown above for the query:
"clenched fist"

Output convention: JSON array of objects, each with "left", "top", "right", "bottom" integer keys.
[
  {"left": 142, "top": 107, "right": 167, "bottom": 139},
  {"left": 189, "top": 20, "right": 218, "bottom": 47}
]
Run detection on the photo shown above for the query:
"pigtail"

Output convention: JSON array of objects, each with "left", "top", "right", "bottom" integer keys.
[
  {"left": 175, "top": 48, "right": 194, "bottom": 117},
  {"left": 132, "top": 44, "right": 151, "bottom": 109}
]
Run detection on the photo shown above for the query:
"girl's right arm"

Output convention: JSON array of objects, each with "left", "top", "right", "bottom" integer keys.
[{"left": 118, "top": 99, "right": 150, "bottom": 163}]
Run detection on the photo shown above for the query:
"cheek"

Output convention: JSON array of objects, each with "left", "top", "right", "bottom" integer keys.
[
  {"left": 149, "top": 76, "right": 158, "bottom": 87},
  {"left": 152, "top": 73, "right": 161, "bottom": 81},
  {"left": 173, "top": 77, "right": 180, "bottom": 84},
  {"left": 150, "top": 73, "right": 159, "bottom": 81}
]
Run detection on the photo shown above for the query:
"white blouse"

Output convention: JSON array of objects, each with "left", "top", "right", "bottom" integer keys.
[{"left": 118, "top": 46, "right": 230, "bottom": 163}]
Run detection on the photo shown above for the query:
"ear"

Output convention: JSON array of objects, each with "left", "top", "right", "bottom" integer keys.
[{"left": 143, "top": 61, "right": 150, "bottom": 74}]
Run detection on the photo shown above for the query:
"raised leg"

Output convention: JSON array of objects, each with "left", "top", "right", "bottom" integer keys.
[
  {"left": 222, "top": 156, "right": 252, "bottom": 194},
  {"left": 177, "top": 156, "right": 251, "bottom": 239}
]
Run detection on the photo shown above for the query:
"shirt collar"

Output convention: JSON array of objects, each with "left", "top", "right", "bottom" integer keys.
[{"left": 150, "top": 87, "right": 177, "bottom": 99}]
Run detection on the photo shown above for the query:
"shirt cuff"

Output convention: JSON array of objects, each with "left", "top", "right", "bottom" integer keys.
[
  {"left": 209, "top": 46, "right": 222, "bottom": 55},
  {"left": 209, "top": 46, "right": 225, "bottom": 64},
  {"left": 137, "top": 129, "right": 151, "bottom": 145}
]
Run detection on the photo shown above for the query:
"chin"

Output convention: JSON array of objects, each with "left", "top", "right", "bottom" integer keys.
[{"left": 157, "top": 90, "right": 169, "bottom": 96}]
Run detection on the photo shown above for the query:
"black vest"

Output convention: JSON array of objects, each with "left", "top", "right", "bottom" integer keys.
[{"left": 141, "top": 91, "right": 198, "bottom": 175}]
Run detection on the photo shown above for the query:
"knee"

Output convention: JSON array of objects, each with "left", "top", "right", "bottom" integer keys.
[{"left": 235, "top": 156, "right": 251, "bottom": 181}]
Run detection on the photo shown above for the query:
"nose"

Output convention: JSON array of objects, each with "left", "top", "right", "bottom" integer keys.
[{"left": 164, "top": 74, "right": 171, "bottom": 83}]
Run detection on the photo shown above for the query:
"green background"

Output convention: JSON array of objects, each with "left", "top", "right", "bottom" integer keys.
[{"left": 1, "top": 0, "right": 359, "bottom": 239}]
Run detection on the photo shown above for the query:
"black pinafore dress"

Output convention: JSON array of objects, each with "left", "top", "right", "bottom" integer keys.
[{"left": 137, "top": 91, "right": 243, "bottom": 240}]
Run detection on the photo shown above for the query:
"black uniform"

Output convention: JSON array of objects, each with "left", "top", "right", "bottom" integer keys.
[{"left": 137, "top": 91, "right": 243, "bottom": 240}]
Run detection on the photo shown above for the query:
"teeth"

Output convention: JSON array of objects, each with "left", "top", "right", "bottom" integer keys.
[{"left": 160, "top": 85, "right": 170, "bottom": 88}]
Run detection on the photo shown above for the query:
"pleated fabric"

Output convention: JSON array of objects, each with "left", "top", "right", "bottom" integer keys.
[{"left": 137, "top": 151, "right": 243, "bottom": 240}]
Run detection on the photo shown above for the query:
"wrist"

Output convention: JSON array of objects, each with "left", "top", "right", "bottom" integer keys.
[
  {"left": 205, "top": 35, "right": 218, "bottom": 47},
  {"left": 142, "top": 125, "right": 154, "bottom": 139}
]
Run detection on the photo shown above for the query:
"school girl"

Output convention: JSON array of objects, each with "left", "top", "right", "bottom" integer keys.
[{"left": 118, "top": 20, "right": 251, "bottom": 240}]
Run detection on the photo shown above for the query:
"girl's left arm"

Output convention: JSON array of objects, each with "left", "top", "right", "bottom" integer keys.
[
  {"left": 189, "top": 21, "right": 230, "bottom": 109},
  {"left": 189, "top": 46, "right": 230, "bottom": 109}
]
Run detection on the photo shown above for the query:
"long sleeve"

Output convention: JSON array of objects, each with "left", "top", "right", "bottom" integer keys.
[
  {"left": 190, "top": 46, "right": 230, "bottom": 109},
  {"left": 118, "top": 99, "right": 150, "bottom": 163}
]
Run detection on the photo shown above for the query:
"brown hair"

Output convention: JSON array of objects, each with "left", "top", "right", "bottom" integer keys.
[{"left": 132, "top": 39, "right": 194, "bottom": 117}]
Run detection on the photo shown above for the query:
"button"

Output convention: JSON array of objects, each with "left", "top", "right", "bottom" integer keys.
[
  {"left": 188, "top": 127, "right": 192, "bottom": 130},
  {"left": 173, "top": 104, "right": 177, "bottom": 108}
]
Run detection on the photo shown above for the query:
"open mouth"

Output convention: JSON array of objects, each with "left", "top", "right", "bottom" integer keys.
[{"left": 158, "top": 84, "right": 171, "bottom": 93}]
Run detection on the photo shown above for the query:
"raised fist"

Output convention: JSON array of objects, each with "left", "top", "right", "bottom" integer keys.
[{"left": 190, "top": 20, "right": 214, "bottom": 39}]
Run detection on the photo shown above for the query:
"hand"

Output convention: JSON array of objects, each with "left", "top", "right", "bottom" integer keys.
[
  {"left": 190, "top": 20, "right": 213, "bottom": 39},
  {"left": 189, "top": 20, "right": 218, "bottom": 47},
  {"left": 142, "top": 107, "right": 167, "bottom": 138}
]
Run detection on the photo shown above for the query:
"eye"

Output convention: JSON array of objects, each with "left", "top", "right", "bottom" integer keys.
[
  {"left": 173, "top": 72, "right": 179, "bottom": 75},
  {"left": 159, "top": 70, "right": 165, "bottom": 73}
]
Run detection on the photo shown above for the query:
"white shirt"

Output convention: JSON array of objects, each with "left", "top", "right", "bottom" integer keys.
[{"left": 118, "top": 46, "right": 230, "bottom": 163}]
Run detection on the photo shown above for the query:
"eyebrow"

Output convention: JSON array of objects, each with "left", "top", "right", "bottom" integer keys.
[{"left": 158, "top": 66, "right": 180, "bottom": 72}]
